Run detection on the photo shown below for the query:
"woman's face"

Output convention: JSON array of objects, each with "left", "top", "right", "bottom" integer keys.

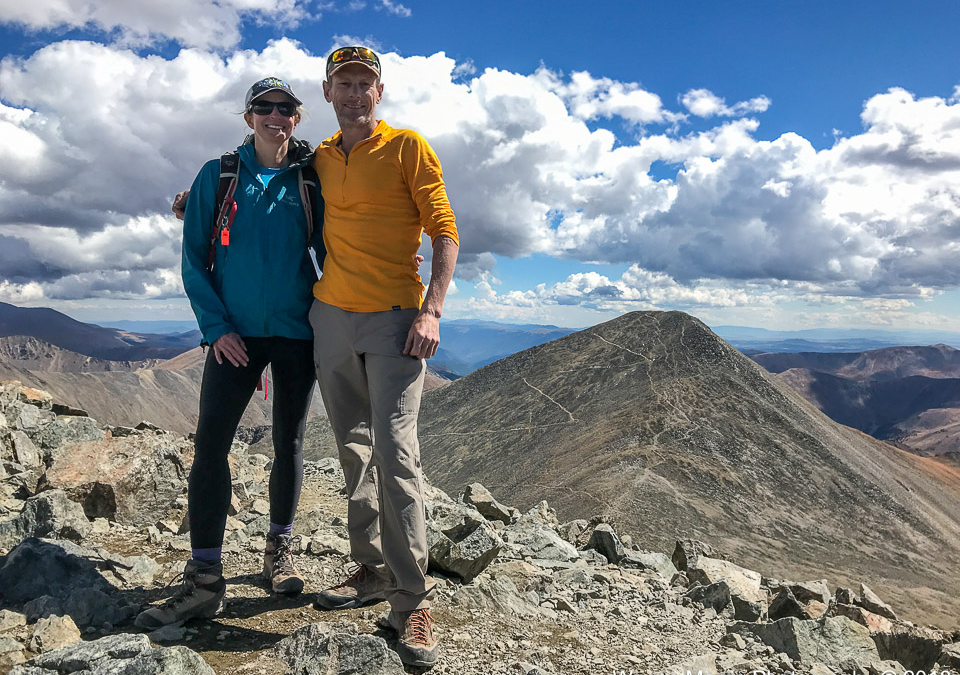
[{"left": 244, "top": 93, "right": 300, "bottom": 145}]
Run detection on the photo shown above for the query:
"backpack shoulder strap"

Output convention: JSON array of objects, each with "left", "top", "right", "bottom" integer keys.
[
  {"left": 208, "top": 151, "right": 240, "bottom": 271},
  {"left": 297, "top": 164, "right": 319, "bottom": 242}
]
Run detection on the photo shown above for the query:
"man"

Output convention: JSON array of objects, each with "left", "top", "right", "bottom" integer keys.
[{"left": 308, "top": 46, "right": 458, "bottom": 669}]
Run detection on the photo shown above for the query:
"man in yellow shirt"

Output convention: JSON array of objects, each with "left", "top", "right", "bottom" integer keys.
[{"left": 309, "top": 46, "right": 458, "bottom": 669}]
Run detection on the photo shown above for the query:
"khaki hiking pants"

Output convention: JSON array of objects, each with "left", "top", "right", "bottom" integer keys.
[{"left": 309, "top": 300, "right": 436, "bottom": 611}]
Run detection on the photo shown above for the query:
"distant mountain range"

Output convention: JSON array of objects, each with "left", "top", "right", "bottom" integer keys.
[
  {"left": 752, "top": 344, "right": 960, "bottom": 458},
  {"left": 714, "top": 325, "right": 960, "bottom": 354},
  {"left": 0, "top": 302, "right": 199, "bottom": 360},
  {"left": 94, "top": 320, "right": 200, "bottom": 335}
]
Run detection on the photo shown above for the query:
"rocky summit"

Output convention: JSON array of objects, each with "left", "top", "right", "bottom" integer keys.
[
  {"left": 0, "top": 381, "right": 959, "bottom": 674},
  {"left": 417, "top": 311, "right": 960, "bottom": 627}
]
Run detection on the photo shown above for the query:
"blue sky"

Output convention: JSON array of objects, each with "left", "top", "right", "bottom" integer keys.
[{"left": 0, "top": 0, "right": 959, "bottom": 330}]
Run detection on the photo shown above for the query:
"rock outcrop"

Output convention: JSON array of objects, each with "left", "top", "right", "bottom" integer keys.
[{"left": 0, "top": 379, "right": 958, "bottom": 675}]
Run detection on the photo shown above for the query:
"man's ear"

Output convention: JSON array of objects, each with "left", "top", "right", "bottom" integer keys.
[
  {"left": 322, "top": 80, "right": 333, "bottom": 103},
  {"left": 376, "top": 82, "right": 383, "bottom": 103}
]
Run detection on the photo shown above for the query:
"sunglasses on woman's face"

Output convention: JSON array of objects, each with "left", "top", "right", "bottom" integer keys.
[{"left": 249, "top": 100, "right": 297, "bottom": 116}]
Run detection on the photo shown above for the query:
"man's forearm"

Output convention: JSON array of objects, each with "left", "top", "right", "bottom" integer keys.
[{"left": 420, "top": 235, "right": 459, "bottom": 318}]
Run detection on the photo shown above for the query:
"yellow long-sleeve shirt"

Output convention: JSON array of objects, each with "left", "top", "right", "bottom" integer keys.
[{"left": 312, "top": 120, "right": 459, "bottom": 312}]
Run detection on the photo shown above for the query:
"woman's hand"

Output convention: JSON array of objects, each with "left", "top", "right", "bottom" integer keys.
[{"left": 213, "top": 332, "right": 249, "bottom": 367}]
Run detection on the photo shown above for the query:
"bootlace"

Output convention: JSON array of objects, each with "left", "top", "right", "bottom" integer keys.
[
  {"left": 156, "top": 568, "right": 198, "bottom": 609},
  {"left": 406, "top": 608, "right": 433, "bottom": 645},
  {"left": 334, "top": 563, "right": 370, "bottom": 590},
  {"left": 272, "top": 535, "right": 302, "bottom": 576}
]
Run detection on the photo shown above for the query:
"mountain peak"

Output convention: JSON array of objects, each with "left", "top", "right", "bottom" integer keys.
[{"left": 419, "top": 310, "right": 960, "bottom": 626}]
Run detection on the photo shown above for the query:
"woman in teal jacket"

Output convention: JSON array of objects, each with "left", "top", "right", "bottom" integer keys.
[{"left": 138, "top": 77, "right": 322, "bottom": 629}]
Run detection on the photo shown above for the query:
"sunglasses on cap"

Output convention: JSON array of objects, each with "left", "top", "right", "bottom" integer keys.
[
  {"left": 248, "top": 100, "right": 298, "bottom": 116},
  {"left": 327, "top": 46, "right": 381, "bottom": 76}
]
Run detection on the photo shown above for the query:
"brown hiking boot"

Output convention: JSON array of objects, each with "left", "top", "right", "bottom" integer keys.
[
  {"left": 135, "top": 559, "right": 225, "bottom": 630},
  {"left": 314, "top": 563, "right": 389, "bottom": 609},
  {"left": 383, "top": 607, "right": 439, "bottom": 668},
  {"left": 264, "top": 533, "right": 304, "bottom": 594}
]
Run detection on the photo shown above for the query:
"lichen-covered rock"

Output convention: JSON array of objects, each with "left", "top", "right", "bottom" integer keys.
[
  {"left": 274, "top": 621, "right": 404, "bottom": 675},
  {"left": 12, "top": 632, "right": 213, "bottom": 675},
  {"left": 871, "top": 624, "right": 944, "bottom": 672},
  {"left": 451, "top": 575, "right": 543, "bottom": 618},
  {"left": 33, "top": 417, "right": 105, "bottom": 460},
  {"left": 0, "top": 490, "right": 91, "bottom": 550},
  {"left": 729, "top": 616, "right": 881, "bottom": 668},
  {"left": 38, "top": 434, "right": 190, "bottom": 525}
]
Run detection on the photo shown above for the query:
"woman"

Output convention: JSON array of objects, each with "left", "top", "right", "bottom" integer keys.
[{"left": 137, "top": 77, "right": 323, "bottom": 629}]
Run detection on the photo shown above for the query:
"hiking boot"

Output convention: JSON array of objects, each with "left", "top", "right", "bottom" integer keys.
[
  {"left": 382, "top": 608, "right": 439, "bottom": 668},
  {"left": 264, "top": 532, "right": 304, "bottom": 594},
  {"left": 314, "top": 563, "right": 389, "bottom": 610},
  {"left": 135, "top": 559, "right": 225, "bottom": 630}
]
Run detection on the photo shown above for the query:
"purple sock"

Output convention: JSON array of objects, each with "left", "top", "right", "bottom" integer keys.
[
  {"left": 191, "top": 547, "right": 221, "bottom": 563},
  {"left": 269, "top": 522, "right": 293, "bottom": 536}
]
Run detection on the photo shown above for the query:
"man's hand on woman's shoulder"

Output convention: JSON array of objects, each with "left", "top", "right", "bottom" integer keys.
[{"left": 173, "top": 190, "right": 190, "bottom": 221}]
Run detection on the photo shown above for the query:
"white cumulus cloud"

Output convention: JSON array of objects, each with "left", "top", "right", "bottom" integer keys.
[
  {"left": 0, "top": 39, "right": 958, "bottom": 315},
  {"left": 681, "top": 88, "right": 771, "bottom": 118}
]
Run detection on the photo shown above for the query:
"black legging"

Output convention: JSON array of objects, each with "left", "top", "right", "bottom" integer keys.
[{"left": 188, "top": 336, "right": 315, "bottom": 549}]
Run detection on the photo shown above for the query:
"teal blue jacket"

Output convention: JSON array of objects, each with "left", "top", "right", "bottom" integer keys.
[{"left": 181, "top": 138, "right": 324, "bottom": 345}]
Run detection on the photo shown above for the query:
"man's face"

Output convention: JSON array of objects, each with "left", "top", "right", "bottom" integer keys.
[{"left": 323, "top": 63, "right": 383, "bottom": 131}]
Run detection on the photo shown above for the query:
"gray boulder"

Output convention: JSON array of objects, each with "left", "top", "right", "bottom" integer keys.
[
  {"left": 620, "top": 550, "right": 677, "bottom": 579},
  {"left": 0, "top": 539, "right": 141, "bottom": 627},
  {"left": 501, "top": 522, "right": 579, "bottom": 563},
  {"left": 461, "top": 483, "right": 517, "bottom": 524},
  {"left": 684, "top": 580, "right": 732, "bottom": 615},
  {"left": 0, "top": 490, "right": 91, "bottom": 549},
  {"left": 940, "top": 643, "right": 960, "bottom": 669},
  {"left": 274, "top": 621, "right": 404, "bottom": 675},
  {"left": 672, "top": 538, "right": 720, "bottom": 571},
  {"left": 835, "top": 586, "right": 858, "bottom": 605},
  {"left": 871, "top": 626, "right": 944, "bottom": 672},
  {"left": 451, "top": 575, "right": 543, "bottom": 618},
  {"left": 426, "top": 501, "right": 503, "bottom": 582},
  {"left": 729, "top": 616, "right": 881, "bottom": 668},
  {"left": 9, "top": 432, "right": 41, "bottom": 472},
  {"left": 686, "top": 556, "right": 766, "bottom": 621},
  {"left": 857, "top": 583, "right": 897, "bottom": 621},
  {"left": 789, "top": 580, "right": 831, "bottom": 605},
  {"left": 12, "top": 633, "right": 213, "bottom": 674},
  {"left": 557, "top": 519, "right": 588, "bottom": 545},
  {"left": 768, "top": 587, "right": 809, "bottom": 621},
  {"left": 33, "top": 417, "right": 104, "bottom": 458},
  {"left": 583, "top": 523, "right": 624, "bottom": 563}
]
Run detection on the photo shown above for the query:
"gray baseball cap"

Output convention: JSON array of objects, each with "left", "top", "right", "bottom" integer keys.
[{"left": 244, "top": 77, "right": 302, "bottom": 108}]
